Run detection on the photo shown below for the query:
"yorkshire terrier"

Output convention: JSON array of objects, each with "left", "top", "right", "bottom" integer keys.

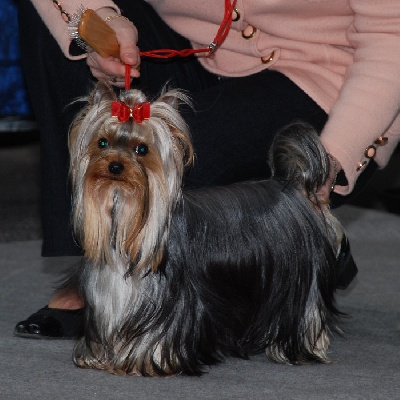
[{"left": 66, "top": 81, "right": 357, "bottom": 376}]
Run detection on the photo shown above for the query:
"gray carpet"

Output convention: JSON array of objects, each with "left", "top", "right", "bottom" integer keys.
[{"left": 0, "top": 139, "right": 399, "bottom": 399}]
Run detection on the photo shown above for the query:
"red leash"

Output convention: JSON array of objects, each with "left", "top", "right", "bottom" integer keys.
[
  {"left": 125, "top": 0, "right": 237, "bottom": 89},
  {"left": 139, "top": 0, "right": 236, "bottom": 59}
]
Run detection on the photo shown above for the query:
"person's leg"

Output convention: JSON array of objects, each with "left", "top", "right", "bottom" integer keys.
[
  {"left": 19, "top": 2, "right": 90, "bottom": 257},
  {"left": 16, "top": 1, "right": 90, "bottom": 330}
]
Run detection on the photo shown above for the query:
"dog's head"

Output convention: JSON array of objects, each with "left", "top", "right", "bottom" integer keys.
[{"left": 69, "top": 81, "right": 193, "bottom": 273}]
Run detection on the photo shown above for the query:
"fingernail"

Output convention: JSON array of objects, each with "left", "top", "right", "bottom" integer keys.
[{"left": 124, "top": 53, "right": 136, "bottom": 64}]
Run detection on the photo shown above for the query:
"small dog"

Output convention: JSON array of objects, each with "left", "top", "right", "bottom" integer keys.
[{"left": 67, "top": 81, "right": 354, "bottom": 376}]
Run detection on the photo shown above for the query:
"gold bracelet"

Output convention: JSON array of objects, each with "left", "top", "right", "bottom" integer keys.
[
  {"left": 52, "top": 0, "right": 71, "bottom": 22},
  {"left": 52, "top": 1, "right": 129, "bottom": 24},
  {"left": 104, "top": 14, "right": 130, "bottom": 22}
]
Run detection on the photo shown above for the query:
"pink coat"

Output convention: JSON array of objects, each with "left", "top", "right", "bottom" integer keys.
[{"left": 31, "top": 0, "right": 400, "bottom": 195}]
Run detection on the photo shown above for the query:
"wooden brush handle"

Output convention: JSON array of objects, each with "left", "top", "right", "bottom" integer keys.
[{"left": 78, "top": 9, "right": 120, "bottom": 58}]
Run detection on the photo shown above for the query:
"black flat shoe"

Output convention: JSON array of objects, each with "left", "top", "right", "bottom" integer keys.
[
  {"left": 14, "top": 306, "right": 84, "bottom": 339},
  {"left": 336, "top": 233, "right": 358, "bottom": 290}
]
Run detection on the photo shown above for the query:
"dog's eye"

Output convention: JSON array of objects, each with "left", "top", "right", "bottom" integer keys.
[
  {"left": 98, "top": 138, "right": 109, "bottom": 149},
  {"left": 134, "top": 143, "right": 148, "bottom": 156}
]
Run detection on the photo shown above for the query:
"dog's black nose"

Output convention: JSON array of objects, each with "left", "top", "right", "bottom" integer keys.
[{"left": 108, "top": 161, "right": 124, "bottom": 175}]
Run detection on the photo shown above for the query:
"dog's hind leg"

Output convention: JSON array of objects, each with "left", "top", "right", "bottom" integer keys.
[{"left": 264, "top": 291, "right": 333, "bottom": 365}]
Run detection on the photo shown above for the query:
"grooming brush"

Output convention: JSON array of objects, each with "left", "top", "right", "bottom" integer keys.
[{"left": 68, "top": 7, "right": 119, "bottom": 58}]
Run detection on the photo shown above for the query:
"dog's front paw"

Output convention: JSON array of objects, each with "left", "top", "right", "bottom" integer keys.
[{"left": 73, "top": 338, "right": 109, "bottom": 371}]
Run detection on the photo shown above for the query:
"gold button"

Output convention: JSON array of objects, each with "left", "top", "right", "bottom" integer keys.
[
  {"left": 242, "top": 25, "right": 257, "bottom": 39},
  {"left": 364, "top": 145, "right": 376, "bottom": 159},
  {"left": 261, "top": 51, "right": 275, "bottom": 64},
  {"left": 232, "top": 7, "right": 240, "bottom": 22},
  {"left": 374, "top": 136, "right": 388, "bottom": 146},
  {"left": 356, "top": 161, "right": 368, "bottom": 172}
]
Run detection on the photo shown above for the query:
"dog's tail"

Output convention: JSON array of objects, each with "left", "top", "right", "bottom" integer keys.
[{"left": 269, "top": 121, "right": 330, "bottom": 199}]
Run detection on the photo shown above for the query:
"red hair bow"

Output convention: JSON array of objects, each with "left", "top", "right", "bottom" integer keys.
[{"left": 111, "top": 101, "right": 150, "bottom": 123}]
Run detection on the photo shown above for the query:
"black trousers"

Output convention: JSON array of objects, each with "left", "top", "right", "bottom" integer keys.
[{"left": 18, "top": 0, "right": 373, "bottom": 257}]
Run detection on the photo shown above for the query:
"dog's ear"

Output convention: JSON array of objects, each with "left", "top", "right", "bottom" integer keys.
[
  {"left": 89, "top": 80, "right": 116, "bottom": 106},
  {"left": 157, "top": 87, "right": 191, "bottom": 111},
  {"left": 171, "top": 127, "right": 195, "bottom": 168},
  {"left": 159, "top": 93, "right": 179, "bottom": 110},
  {"left": 155, "top": 88, "right": 194, "bottom": 167}
]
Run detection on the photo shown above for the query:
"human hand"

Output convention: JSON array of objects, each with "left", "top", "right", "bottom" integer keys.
[{"left": 86, "top": 8, "right": 141, "bottom": 87}]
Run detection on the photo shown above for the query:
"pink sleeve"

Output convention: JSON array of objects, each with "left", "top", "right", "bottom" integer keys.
[
  {"left": 320, "top": 0, "right": 400, "bottom": 195},
  {"left": 29, "top": 0, "right": 120, "bottom": 60}
]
